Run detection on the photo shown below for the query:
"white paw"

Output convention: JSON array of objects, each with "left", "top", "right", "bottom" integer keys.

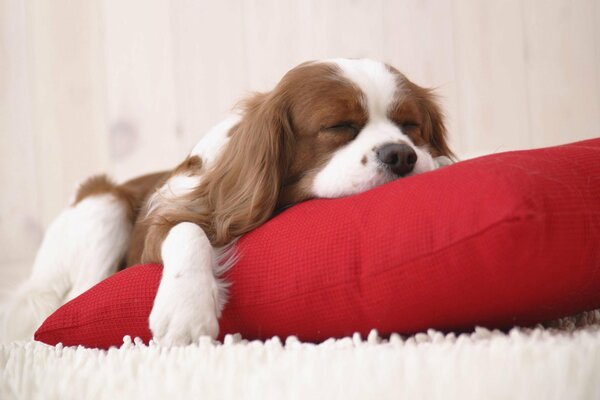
[
  {"left": 149, "top": 286, "right": 219, "bottom": 346},
  {"left": 151, "top": 222, "right": 223, "bottom": 346}
]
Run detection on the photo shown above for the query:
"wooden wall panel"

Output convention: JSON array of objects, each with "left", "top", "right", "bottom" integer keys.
[
  {"left": 523, "top": 0, "right": 600, "bottom": 148},
  {"left": 0, "top": 0, "right": 40, "bottom": 261},
  {"left": 26, "top": 0, "right": 108, "bottom": 226},
  {"left": 382, "top": 0, "right": 460, "bottom": 154},
  {"left": 320, "top": 0, "right": 385, "bottom": 60},
  {"left": 241, "top": 0, "right": 325, "bottom": 90},
  {"left": 452, "top": 0, "right": 531, "bottom": 158},
  {"left": 102, "top": 0, "right": 180, "bottom": 181},
  {"left": 170, "top": 0, "right": 247, "bottom": 153}
]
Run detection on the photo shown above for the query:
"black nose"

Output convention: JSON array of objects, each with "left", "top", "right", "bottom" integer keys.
[{"left": 376, "top": 143, "right": 417, "bottom": 176}]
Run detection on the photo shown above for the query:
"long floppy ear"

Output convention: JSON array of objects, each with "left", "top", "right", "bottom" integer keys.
[
  {"left": 200, "top": 91, "right": 294, "bottom": 246},
  {"left": 415, "top": 87, "right": 455, "bottom": 160}
]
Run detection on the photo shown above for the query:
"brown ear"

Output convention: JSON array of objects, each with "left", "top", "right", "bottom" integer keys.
[
  {"left": 200, "top": 91, "right": 294, "bottom": 246},
  {"left": 415, "top": 88, "right": 455, "bottom": 160}
]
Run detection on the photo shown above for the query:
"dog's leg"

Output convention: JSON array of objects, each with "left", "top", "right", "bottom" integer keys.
[
  {"left": 0, "top": 180, "right": 133, "bottom": 342},
  {"left": 149, "top": 222, "right": 224, "bottom": 346},
  {"left": 63, "top": 193, "right": 133, "bottom": 302}
]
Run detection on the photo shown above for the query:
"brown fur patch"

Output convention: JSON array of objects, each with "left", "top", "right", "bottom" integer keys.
[
  {"left": 127, "top": 219, "right": 172, "bottom": 265},
  {"left": 73, "top": 175, "right": 137, "bottom": 222},
  {"left": 117, "top": 172, "right": 169, "bottom": 267},
  {"left": 277, "top": 62, "right": 367, "bottom": 208},
  {"left": 73, "top": 175, "right": 120, "bottom": 205}
]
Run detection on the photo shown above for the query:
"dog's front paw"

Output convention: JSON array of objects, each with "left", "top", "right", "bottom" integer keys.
[{"left": 149, "top": 289, "right": 219, "bottom": 347}]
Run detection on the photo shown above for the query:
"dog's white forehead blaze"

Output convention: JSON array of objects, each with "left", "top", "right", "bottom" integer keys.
[{"left": 328, "top": 58, "right": 401, "bottom": 118}]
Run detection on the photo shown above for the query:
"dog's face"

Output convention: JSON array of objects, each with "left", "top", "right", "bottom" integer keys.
[
  {"left": 190, "top": 58, "right": 453, "bottom": 245},
  {"left": 254, "top": 59, "right": 453, "bottom": 206}
]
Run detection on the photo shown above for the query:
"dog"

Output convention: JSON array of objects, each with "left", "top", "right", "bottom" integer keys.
[{"left": 1, "top": 58, "right": 454, "bottom": 345}]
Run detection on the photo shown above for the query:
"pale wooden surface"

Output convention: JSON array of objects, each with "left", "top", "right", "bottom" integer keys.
[{"left": 1, "top": 0, "right": 599, "bottom": 290}]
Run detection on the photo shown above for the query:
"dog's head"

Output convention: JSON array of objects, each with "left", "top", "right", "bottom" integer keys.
[{"left": 199, "top": 59, "right": 454, "bottom": 244}]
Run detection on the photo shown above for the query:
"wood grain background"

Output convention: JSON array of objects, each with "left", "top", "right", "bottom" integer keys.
[{"left": 1, "top": 0, "right": 599, "bottom": 290}]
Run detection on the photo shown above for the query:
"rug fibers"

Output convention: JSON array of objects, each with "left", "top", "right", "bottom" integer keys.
[{"left": 1, "top": 313, "right": 600, "bottom": 400}]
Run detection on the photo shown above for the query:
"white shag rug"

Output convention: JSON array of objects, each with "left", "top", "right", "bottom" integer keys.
[{"left": 2, "top": 313, "right": 600, "bottom": 400}]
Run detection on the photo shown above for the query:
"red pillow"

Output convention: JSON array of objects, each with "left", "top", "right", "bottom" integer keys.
[{"left": 35, "top": 139, "right": 600, "bottom": 349}]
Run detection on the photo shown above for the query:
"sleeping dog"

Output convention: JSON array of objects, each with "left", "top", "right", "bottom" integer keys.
[{"left": 1, "top": 59, "right": 453, "bottom": 345}]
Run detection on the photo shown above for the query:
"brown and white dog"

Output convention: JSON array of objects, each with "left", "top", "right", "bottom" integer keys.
[{"left": 1, "top": 59, "right": 453, "bottom": 345}]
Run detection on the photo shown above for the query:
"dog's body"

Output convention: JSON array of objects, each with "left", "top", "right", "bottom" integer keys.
[{"left": 1, "top": 59, "right": 453, "bottom": 344}]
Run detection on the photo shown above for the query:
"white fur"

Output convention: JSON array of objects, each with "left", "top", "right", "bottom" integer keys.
[
  {"left": 313, "top": 120, "right": 436, "bottom": 198},
  {"left": 149, "top": 222, "right": 224, "bottom": 346},
  {"left": 330, "top": 58, "right": 401, "bottom": 117},
  {"left": 0, "top": 194, "right": 131, "bottom": 342},
  {"left": 145, "top": 174, "right": 202, "bottom": 216},
  {"left": 160, "top": 175, "right": 201, "bottom": 196},
  {"left": 312, "top": 59, "right": 437, "bottom": 198},
  {"left": 191, "top": 114, "right": 239, "bottom": 167}
]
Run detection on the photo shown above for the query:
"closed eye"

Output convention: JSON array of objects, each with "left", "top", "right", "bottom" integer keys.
[
  {"left": 325, "top": 122, "right": 360, "bottom": 136},
  {"left": 399, "top": 122, "right": 420, "bottom": 131}
]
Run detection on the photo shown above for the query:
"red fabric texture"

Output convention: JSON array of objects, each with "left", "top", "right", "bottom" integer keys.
[{"left": 35, "top": 139, "right": 600, "bottom": 349}]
